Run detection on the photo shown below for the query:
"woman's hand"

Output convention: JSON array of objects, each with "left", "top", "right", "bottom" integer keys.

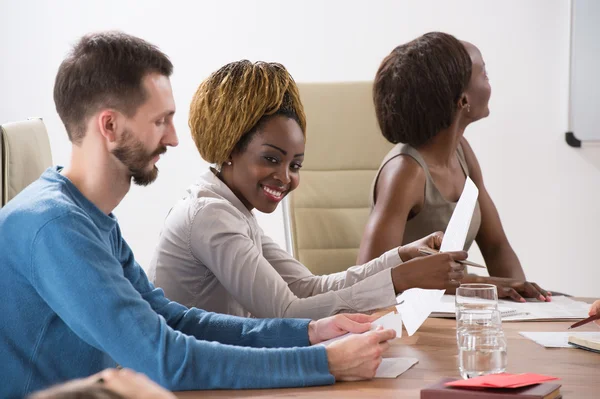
[
  {"left": 397, "top": 232, "right": 444, "bottom": 262},
  {"left": 392, "top": 251, "right": 467, "bottom": 293},
  {"left": 479, "top": 276, "right": 552, "bottom": 302}
]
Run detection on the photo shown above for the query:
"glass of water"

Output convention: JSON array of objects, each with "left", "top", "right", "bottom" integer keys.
[
  {"left": 455, "top": 284, "right": 506, "bottom": 379},
  {"left": 458, "top": 323, "right": 507, "bottom": 379},
  {"left": 456, "top": 283, "right": 498, "bottom": 314}
]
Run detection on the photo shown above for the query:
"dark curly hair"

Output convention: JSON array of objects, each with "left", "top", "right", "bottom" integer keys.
[{"left": 373, "top": 32, "right": 472, "bottom": 146}]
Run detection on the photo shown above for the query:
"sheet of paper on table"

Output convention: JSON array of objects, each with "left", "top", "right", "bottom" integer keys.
[
  {"left": 375, "top": 357, "right": 419, "bottom": 378},
  {"left": 519, "top": 331, "right": 600, "bottom": 348},
  {"left": 431, "top": 294, "right": 590, "bottom": 322}
]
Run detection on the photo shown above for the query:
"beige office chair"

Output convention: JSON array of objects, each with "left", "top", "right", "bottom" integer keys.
[
  {"left": 284, "top": 82, "right": 393, "bottom": 275},
  {"left": 1, "top": 118, "right": 53, "bottom": 207}
]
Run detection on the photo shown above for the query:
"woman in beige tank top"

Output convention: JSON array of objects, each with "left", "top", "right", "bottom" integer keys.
[{"left": 357, "top": 32, "right": 551, "bottom": 302}]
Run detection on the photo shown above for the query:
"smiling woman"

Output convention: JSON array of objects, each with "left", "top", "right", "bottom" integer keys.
[{"left": 147, "top": 60, "right": 467, "bottom": 320}]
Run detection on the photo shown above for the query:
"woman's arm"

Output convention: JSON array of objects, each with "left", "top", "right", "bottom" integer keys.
[
  {"left": 357, "top": 155, "right": 426, "bottom": 264},
  {"left": 460, "top": 137, "right": 525, "bottom": 279},
  {"left": 262, "top": 233, "right": 402, "bottom": 296},
  {"left": 190, "top": 201, "right": 398, "bottom": 319},
  {"left": 460, "top": 138, "right": 550, "bottom": 301}
]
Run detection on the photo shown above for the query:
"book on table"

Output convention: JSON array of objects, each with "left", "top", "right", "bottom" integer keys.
[
  {"left": 421, "top": 377, "right": 561, "bottom": 399},
  {"left": 568, "top": 334, "right": 600, "bottom": 354}
]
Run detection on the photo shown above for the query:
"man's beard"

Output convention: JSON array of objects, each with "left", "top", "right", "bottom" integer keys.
[{"left": 111, "top": 129, "right": 166, "bottom": 186}]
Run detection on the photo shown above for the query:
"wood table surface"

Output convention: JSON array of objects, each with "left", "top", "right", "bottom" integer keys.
[{"left": 176, "top": 301, "right": 600, "bottom": 398}]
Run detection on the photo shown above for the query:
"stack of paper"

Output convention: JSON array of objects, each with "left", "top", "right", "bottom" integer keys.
[
  {"left": 502, "top": 296, "right": 590, "bottom": 322},
  {"left": 431, "top": 295, "right": 521, "bottom": 319},
  {"left": 431, "top": 294, "right": 590, "bottom": 322}
]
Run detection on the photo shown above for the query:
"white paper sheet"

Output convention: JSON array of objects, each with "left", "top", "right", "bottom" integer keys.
[
  {"left": 431, "top": 294, "right": 522, "bottom": 319},
  {"left": 373, "top": 310, "right": 403, "bottom": 338},
  {"left": 396, "top": 288, "right": 446, "bottom": 336},
  {"left": 375, "top": 357, "right": 419, "bottom": 378},
  {"left": 519, "top": 331, "right": 600, "bottom": 348},
  {"left": 501, "top": 296, "right": 590, "bottom": 322},
  {"left": 431, "top": 295, "right": 590, "bottom": 322},
  {"left": 317, "top": 311, "right": 403, "bottom": 346},
  {"left": 440, "top": 177, "right": 479, "bottom": 252}
]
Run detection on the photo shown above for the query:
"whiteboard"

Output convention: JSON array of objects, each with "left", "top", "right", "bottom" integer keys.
[{"left": 567, "top": 0, "right": 600, "bottom": 146}]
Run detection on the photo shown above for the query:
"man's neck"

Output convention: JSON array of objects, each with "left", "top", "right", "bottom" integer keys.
[{"left": 61, "top": 145, "right": 131, "bottom": 215}]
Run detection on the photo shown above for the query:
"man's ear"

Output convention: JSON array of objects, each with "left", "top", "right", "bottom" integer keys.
[{"left": 98, "top": 110, "right": 119, "bottom": 143}]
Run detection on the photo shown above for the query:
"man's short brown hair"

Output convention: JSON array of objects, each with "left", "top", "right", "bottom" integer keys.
[{"left": 53, "top": 31, "right": 173, "bottom": 143}]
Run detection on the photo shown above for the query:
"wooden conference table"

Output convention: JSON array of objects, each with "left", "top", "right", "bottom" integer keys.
[{"left": 176, "top": 299, "right": 600, "bottom": 398}]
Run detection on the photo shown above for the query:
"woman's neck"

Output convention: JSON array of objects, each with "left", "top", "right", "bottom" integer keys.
[{"left": 415, "top": 120, "right": 466, "bottom": 168}]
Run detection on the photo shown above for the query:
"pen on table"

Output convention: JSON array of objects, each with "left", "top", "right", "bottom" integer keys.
[
  {"left": 417, "top": 248, "right": 487, "bottom": 269},
  {"left": 568, "top": 313, "right": 600, "bottom": 329}
]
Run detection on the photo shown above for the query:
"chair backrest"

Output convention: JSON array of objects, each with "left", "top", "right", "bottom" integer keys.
[
  {"left": 285, "top": 82, "right": 393, "bottom": 275},
  {"left": 1, "top": 118, "right": 53, "bottom": 207}
]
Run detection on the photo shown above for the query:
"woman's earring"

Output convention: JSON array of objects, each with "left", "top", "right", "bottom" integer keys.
[
  {"left": 466, "top": 104, "right": 471, "bottom": 113},
  {"left": 226, "top": 161, "right": 232, "bottom": 166}
]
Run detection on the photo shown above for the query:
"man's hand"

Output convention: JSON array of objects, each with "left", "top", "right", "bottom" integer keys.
[
  {"left": 589, "top": 300, "right": 600, "bottom": 326},
  {"left": 325, "top": 327, "right": 396, "bottom": 381},
  {"left": 308, "top": 313, "right": 377, "bottom": 345},
  {"left": 397, "top": 231, "right": 444, "bottom": 262}
]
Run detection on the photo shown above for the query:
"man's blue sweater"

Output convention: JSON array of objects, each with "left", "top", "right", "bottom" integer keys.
[{"left": 0, "top": 167, "right": 333, "bottom": 398}]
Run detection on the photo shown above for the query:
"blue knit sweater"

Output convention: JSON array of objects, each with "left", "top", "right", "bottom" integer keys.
[{"left": 0, "top": 167, "right": 333, "bottom": 398}]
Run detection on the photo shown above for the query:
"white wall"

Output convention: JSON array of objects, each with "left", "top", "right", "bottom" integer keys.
[{"left": 2, "top": 0, "right": 598, "bottom": 297}]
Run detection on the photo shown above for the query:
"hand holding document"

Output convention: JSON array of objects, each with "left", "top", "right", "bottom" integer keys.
[
  {"left": 317, "top": 312, "right": 418, "bottom": 379},
  {"left": 317, "top": 311, "right": 403, "bottom": 346},
  {"left": 418, "top": 247, "right": 486, "bottom": 269}
]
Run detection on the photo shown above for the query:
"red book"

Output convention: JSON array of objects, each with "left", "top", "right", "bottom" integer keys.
[
  {"left": 446, "top": 373, "right": 559, "bottom": 389},
  {"left": 421, "top": 378, "right": 562, "bottom": 399}
]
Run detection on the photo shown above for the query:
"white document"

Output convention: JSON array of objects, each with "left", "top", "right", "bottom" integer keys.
[
  {"left": 431, "top": 294, "right": 522, "bottom": 319},
  {"left": 396, "top": 288, "right": 446, "bottom": 336},
  {"left": 431, "top": 295, "right": 590, "bottom": 322},
  {"left": 375, "top": 357, "right": 419, "bottom": 378},
  {"left": 317, "top": 311, "right": 403, "bottom": 346},
  {"left": 373, "top": 311, "right": 404, "bottom": 338},
  {"left": 440, "top": 177, "right": 479, "bottom": 252},
  {"left": 501, "top": 296, "right": 590, "bottom": 322},
  {"left": 519, "top": 331, "right": 600, "bottom": 348}
]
